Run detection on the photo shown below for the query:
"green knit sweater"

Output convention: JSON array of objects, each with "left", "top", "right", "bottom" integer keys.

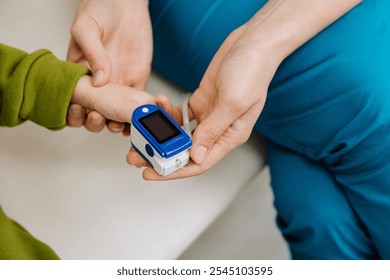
[{"left": 0, "top": 43, "right": 89, "bottom": 259}]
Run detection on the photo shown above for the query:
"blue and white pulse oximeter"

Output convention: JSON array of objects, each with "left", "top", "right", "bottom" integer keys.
[{"left": 130, "top": 104, "right": 192, "bottom": 176}]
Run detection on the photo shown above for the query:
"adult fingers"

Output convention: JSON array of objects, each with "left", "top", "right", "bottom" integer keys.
[
  {"left": 66, "top": 38, "right": 84, "bottom": 63},
  {"left": 70, "top": 19, "right": 112, "bottom": 86},
  {"left": 67, "top": 104, "right": 86, "bottom": 127},
  {"left": 141, "top": 127, "right": 248, "bottom": 181},
  {"left": 190, "top": 103, "right": 240, "bottom": 164},
  {"left": 84, "top": 111, "right": 106, "bottom": 132},
  {"left": 126, "top": 147, "right": 149, "bottom": 167},
  {"left": 107, "top": 121, "right": 126, "bottom": 133}
]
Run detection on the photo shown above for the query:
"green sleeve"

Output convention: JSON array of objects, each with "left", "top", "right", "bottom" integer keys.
[
  {"left": 0, "top": 207, "right": 59, "bottom": 260},
  {"left": 0, "top": 44, "right": 90, "bottom": 259},
  {"left": 0, "top": 43, "right": 89, "bottom": 130}
]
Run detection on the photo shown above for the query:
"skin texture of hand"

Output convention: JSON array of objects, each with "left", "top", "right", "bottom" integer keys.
[
  {"left": 126, "top": 0, "right": 362, "bottom": 180},
  {"left": 66, "top": 0, "right": 152, "bottom": 133},
  {"left": 69, "top": 76, "right": 180, "bottom": 136},
  {"left": 126, "top": 25, "right": 273, "bottom": 179},
  {"left": 70, "top": 76, "right": 156, "bottom": 126}
]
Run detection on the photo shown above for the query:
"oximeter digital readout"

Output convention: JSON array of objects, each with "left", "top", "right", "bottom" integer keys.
[{"left": 130, "top": 104, "right": 192, "bottom": 176}]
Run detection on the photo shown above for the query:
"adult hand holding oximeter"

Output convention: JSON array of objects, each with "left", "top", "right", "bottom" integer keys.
[{"left": 130, "top": 104, "right": 192, "bottom": 176}]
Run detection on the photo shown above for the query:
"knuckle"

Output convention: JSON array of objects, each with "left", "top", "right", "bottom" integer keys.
[
  {"left": 219, "top": 129, "right": 249, "bottom": 151},
  {"left": 71, "top": 15, "right": 98, "bottom": 34},
  {"left": 70, "top": 19, "right": 84, "bottom": 37},
  {"left": 204, "top": 126, "right": 224, "bottom": 142},
  {"left": 233, "top": 127, "right": 251, "bottom": 146},
  {"left": 238, "top": 133, "right": 250, "bottom": 145},
  {"left": 218, "top": 137, "right": 234, "bottom": 151},
  {"left": 70, "top": 23, "right": 78, "bottom": 37}
]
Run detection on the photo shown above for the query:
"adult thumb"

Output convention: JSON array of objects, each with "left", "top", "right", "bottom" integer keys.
[
  {"left": 70, "top": 23, "right": 112, "bottom": 86},
  {"left": 190, "top": 105, "right": 236, "bottom": 164}
]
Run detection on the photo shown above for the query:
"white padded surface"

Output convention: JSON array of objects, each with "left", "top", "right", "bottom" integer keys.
[{"left": 0, "top": 123, "right": 264, "bottom": 259}]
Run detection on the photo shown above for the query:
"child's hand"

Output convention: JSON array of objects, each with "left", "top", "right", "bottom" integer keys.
[
  {"left": 68, "top": 76, "right": 182, "bottom": 136},
  {"left": 68, "top": 76, "right": 156, "bottom": 133}
]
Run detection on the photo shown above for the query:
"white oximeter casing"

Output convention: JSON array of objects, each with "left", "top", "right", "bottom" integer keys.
[{"left": 130, "top": 104, "right": 192, "bottom": 176}]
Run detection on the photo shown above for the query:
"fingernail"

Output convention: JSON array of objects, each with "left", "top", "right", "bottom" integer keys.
[
  {"left": 91, "top": 118, "right": 104, "bottom": 126},
  {"left": 70, "top": 105, "right": 82, "bottom": 117},
  {"left": 93, "top": 69, "right": 104, "bottom": 85},
  {"left": 193, "top": 145, "right": 208, "bottom": 164}
]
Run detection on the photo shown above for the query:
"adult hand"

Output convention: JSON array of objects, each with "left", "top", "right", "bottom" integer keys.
[
  {"left": 126, "top": 0, "right": 361, "bottom": 180},
  {"left": 66, "top": 0, "right": 152, "bottom": 133},
  {"left": 67, "top": 0, "right": 152, "bottom": 87},
  {"left": 126, "top": 25, "right": 279, "bottom": 179}
]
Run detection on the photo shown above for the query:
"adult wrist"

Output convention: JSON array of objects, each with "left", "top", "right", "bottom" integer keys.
[
  {"left": 242, "top": 20, "right": 295, "bottom": 67},
  {"left": 234, "top": 25, "right": 285, "bottom": 83},
  {"left": 243, "top": 0, "right": 362, "bottom": 64}
]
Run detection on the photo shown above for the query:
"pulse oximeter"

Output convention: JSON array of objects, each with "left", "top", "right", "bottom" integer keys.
[{"left": 130, "top": 104, "right": 192, "bottom": 176}]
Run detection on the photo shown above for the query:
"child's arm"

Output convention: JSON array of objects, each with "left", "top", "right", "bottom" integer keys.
[
  {"left": 0, "top": 43, "right": 88, "bottom": 129},
  {"left": 0, "top": 43, "right": 156, "bottom": 130},
  {"left": 71, "top": 75, "right": 156, "bottom": 125}
]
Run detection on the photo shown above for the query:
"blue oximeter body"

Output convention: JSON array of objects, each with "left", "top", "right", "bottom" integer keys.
[{"left": 131, "top": 104, "right": 192, "bottom": 176}]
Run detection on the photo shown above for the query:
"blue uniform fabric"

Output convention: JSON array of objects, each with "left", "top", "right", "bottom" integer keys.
[{"left": 149, "top": 0, "right": 390, "bottom": 259}]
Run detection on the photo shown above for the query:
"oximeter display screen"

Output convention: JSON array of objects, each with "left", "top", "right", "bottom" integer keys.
[{"left": 140, "top": 111, "right": 181, "bottom": 144}]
